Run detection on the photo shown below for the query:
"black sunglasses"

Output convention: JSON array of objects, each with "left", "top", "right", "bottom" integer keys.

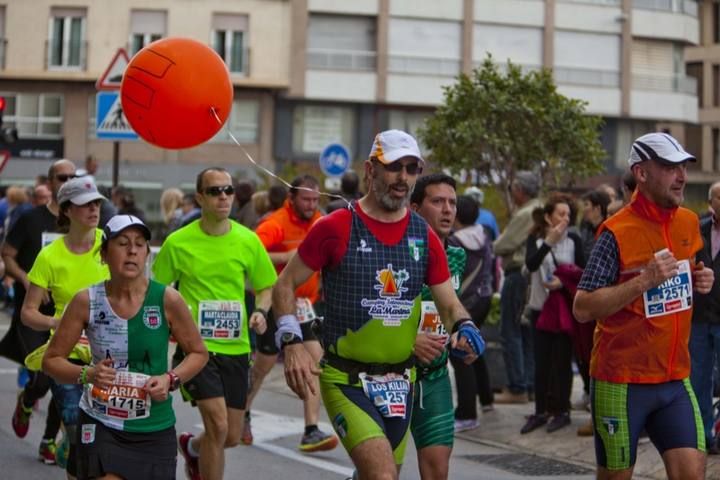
[
  {"left": 204, "top": 185, "right": 235, "bottom": 196},
  {"left": 379, "top": 161, "right": 422, "bottom": 175},
  {"left": 55, "top": 173, "right": 78, "bottom": 182}
]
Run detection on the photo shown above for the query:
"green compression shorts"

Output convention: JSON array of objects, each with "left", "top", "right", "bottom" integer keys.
[
  {"left": 411, "top": 371, "right": 454, "bottom": 449},
  {"left": 321, "top": 377, "right": 413, "bottom": 465}
]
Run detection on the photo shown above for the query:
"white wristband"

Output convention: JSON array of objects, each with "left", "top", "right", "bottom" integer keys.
[{"left": 274, "top": 314, "right": 303, "bottom": 350}]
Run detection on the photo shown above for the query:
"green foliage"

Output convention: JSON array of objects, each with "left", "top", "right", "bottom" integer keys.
[{"left": 418, "top": 56, "right": 606, "bottom": 213}]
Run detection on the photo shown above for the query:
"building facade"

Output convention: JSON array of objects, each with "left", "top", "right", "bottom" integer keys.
[{"left": 0, "top": 0, "right": 709, "bottom": 215}]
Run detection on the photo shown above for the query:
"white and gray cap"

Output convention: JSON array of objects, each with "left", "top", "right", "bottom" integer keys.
[
  {"left": 629, "top": 132, "right": 696, "bottom": 167},
  {"left": 57, "top": 177, "right": 105, "bottom": 206},
  {"left": 102, "top": 214, "right": 151, "bottom": 243}
]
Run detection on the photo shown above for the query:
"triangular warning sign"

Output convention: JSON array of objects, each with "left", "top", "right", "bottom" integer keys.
[
  {"left": 96, "top": 48, "right": 129, "bottom": 91},
  {"left": 98, "top": 95, "right": 132, "bottom": 133}
]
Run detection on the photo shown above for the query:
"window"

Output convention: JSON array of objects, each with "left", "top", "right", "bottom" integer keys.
[
  {"left": 48, "top": 7, "right": 86, "bottom": 69},
  {"left": 474, "top": 24, "right": 542, "bottom": 70},
  {"left": 0, "top": 6, "right": 6, "bottom": 69},
  {"left": 715, "top": 3, "right": 720, "bottom": 44},
  {"left": 210, "top": 99, "right": 259, "bottom": 144},
  {"left": 212, "top": 14, "right": 248, "bottom": 74},
  {"left": 307, "top": 14, "right": 376, "bottom": 71},
  {"left": 387, "top": 109, "right": 431, "bottom": 154},
  {"left": 686, "top": 62, "right": 703, "bottom": 106},
  {"left": 292, "top": 105, "right": 355, "bottom": 154},
  {"left": 129, "top": 10, "right": 166, "bottom": 55},
  {"left": 554, "top": 31, "right": 621, "bottom": 88},
  {"left": 388, "top": 18, "right": 461, "bottom": 76},
  {"left": 714, "top": 64, "right": 720, "bottom": 107},
  {"left": 2, "top": 93, "right": 64, "bottom": 139}
]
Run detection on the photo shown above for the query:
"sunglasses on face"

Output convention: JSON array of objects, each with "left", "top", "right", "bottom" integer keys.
[
  {"left": 55, "top": 173, "right": 77, "bottom": 182},
  {"left": 380, "top": 161, "right": 422, "bottom": 175},
  {"left": 203, "top": 185, "right": 235, "bottom": 197}
]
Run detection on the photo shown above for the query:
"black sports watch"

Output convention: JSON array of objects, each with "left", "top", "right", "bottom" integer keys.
[
  {"left": 280, "top": 332, "right": 302, "bottom": 350},
  {"left": 167, "top": 371, "right": 181, "bottom": 392}
]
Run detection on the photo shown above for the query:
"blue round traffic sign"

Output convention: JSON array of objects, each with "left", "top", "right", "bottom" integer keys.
[{"left": 319, "top": 143, "right": 351, "bottom": 177}]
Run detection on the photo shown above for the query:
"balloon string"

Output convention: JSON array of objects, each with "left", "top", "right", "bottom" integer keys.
[{"left": 210, "top": 107, "right": 352, "bottom": 209}]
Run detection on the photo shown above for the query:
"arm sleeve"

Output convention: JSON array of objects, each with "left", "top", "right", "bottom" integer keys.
[
  {"left": 248, "top": 235, "right": 278, "bottom": 292},
  {"left": 426, "top": 228, "right": 451, "bottom": 286},
  {"left": 577, "top": 230, "right": 620, "bottom": 292},
  {"left": 525, "top": 234, "right": 551, "bottom": 272},
  {"left": 297, "top": 211, "right": 349, "bottom": 271},
  {"left": 26, "top": 249, "right": 51, "bottom": 289},
  {"left": 254, "top": 219, "right": 283, "bottom": 250},
  {"left": 151, "top": 241, "right": 178, "bottom": 286}
]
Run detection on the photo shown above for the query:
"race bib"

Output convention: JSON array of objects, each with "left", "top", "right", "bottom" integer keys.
[
  {"left": 198, "top": 300, "right": 243, "bottom": 339},
  {"left": 88, "top": 371, "right": 150, "bottom": 420},
  {"left": 418, "top": 301, "right": 448, "bottom": 337},
  {"left": 41, "top": 232, "right": 62, "bottom": 248},
  {"left": 643, "top": 259, "right": 693, "bottom": 318},
  {"left": 296, "top": 297, "right": 317, "bottom": 324},
  {"left": 359, "top": 370, "right": 411, "bottom": 419}
]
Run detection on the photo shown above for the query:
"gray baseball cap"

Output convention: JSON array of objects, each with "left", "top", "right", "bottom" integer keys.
[{"left": 57, "top": 177, "right": 105, "bottom": 206}]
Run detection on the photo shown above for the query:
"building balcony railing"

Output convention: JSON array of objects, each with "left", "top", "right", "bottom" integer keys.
[
  {"left": 306, "top": 48, "right": 376, "bottom": 72},
  {"left": 388, "top": 54, "right": 461, "bottom": 77},
  {"left": 45, "top": 39, "right": 88, "bottom": 70},
  {"left": 633, "top": 72, "right": 698, "bottom": 95},
  {"left": 632, "top": 0, "right": 698, "bottom": 17},
  {"left": 554, "top": 66, "right": 621, "bottom": 88}
]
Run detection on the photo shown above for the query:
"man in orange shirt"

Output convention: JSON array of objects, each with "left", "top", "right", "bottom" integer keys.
[
  {"left": 574, "top": 133, "right": 714, "bottom": 480},
  {"left": 244, "top": 175, "right": 338, "bottom": 452}
]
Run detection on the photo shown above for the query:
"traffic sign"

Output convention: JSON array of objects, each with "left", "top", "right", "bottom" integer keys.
[
  {"left": 95, "top": 91, "right": 138, "bottom": 140},
  {"left": 96, "top": 48, "right": 129, "bottom": 90},
  {"left": 319, "top": 143, "right": 350, "bottom": 177}
]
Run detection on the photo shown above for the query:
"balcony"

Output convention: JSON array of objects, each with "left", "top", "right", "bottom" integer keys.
[
  {"left": 633, "top": 72, "right": 697, "bottom": 95},
  {"left": 633, "top": 0, "right": 698, "bottom": 16},
  {"left": 388, "top": 53, "right": 461, "bottom": 77},
  {"left": 554, "top": 67, "right": 621, "bottom": 88},
  {"left": 306, "top": 48, "right": 376, "bottom": 72}
]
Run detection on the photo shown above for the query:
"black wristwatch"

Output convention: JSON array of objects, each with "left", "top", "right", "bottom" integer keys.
[
  {"left": 280, "top": 332, "right": 302, "bottom": 350},
  {"left": 167, "top": 371, "right": 181, "bottom": 392}
]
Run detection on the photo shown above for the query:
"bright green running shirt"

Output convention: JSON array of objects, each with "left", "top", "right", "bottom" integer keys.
[
  {"left": 152, "top": 220, "right": 277, "bottom": 355},
  {"left": 418, "top": 244, "right": 466, "bottom": 381},
  {"left": 27, "top": 229, "right": 110, "bottom": 318}
]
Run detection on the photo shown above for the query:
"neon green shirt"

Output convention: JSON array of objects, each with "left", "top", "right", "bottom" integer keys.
[
  {"left": 27, "top": 229, "right": 109, "bottom": 318},
  {"left": 152, "top": 220, "right": 277, "bottom": 355}
]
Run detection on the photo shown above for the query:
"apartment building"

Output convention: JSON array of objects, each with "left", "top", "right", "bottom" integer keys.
[{"left": 0, "top": 0, "right": 707, "bottom": 212}]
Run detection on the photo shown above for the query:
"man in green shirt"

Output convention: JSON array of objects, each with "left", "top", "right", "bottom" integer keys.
[
  {"left": 153, "top": 167, "right": 277, "bottom": 480},
  {"left": 410, "top": 173, "right": 467, "bottom": 480}
]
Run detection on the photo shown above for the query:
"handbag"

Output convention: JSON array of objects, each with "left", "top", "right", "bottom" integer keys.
[{"left": 535, "top": 253, "right": 575, "bottom": 334}]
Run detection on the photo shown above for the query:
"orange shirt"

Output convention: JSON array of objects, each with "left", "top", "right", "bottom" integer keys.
[
  {"left": 255, "top": 200, "right": 322, "bottom": 303},
  {"left": 590, "top": 192, "right": 702, "bottom": 383}
]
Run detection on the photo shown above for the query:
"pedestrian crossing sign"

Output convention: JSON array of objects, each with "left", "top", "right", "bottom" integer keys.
[{"left": 95, "top": 91, "right": 138, "bottom": 140}]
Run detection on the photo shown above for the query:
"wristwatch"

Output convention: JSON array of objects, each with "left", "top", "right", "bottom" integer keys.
[
  {"left": 280, "top": 331, "right": 302, "bottom": 350},
  {"left": 167, "top": 371, "right": 181, "bottom": 392}
]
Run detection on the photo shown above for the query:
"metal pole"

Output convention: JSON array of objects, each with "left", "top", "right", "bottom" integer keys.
[{"left": 112, "top": 141, "right": 119, "bottom": 188}]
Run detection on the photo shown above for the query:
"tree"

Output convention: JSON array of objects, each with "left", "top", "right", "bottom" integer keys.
[{"left": 417, "top": 56, "right": 606, "bottom": 213}]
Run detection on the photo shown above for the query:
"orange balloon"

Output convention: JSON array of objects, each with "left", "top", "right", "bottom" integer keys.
[{"left": 121, "top": 37, "right": 233, "bottom": 149}]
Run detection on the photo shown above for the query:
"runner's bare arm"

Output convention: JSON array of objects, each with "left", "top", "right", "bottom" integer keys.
[
  {"left": 163, "top": 287, "right": 208, "bottom": 384},
  {"left": 249, "top": 287, "right": 271, "bottom": 334},
  {"left": 272, "top": 253, "right": 316, "bottom": 316},
  {"left": 42, "top": 290, "right": 93, "bottom": 384},
  {"left": 21, "top": 282, "right": 58, "bottom": 330},
  {"left": 573, "top": 252, "right": 679, "bottom": 322},
  {"left": 268, "top": 250, "right": 296, "bottom": 266},
  {"left": 274, "top": 254, "right": 320, "bottom": 400},
  {"left": 1, "top": 242, "right": 28, "bottom": 289}
]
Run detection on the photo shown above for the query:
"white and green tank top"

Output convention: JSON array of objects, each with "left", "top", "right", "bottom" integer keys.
[{"left": 79, "top": 280, "right": 174, "bottom": 433}]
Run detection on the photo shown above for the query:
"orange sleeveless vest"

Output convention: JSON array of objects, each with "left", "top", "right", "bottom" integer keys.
[{"left": 590, "top": 191, "right": 702, "bottom": 383}]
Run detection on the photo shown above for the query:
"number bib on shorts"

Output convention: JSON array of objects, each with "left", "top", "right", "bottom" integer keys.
[
  {"left": 296, "top": 297, "right": 317, "bottom": 324},
  {"left": 643, "top": 259, "right": 693, "bottom": 318},
  {"left": 418, "top": 301, "right": 448, "bottom": 337},
  {"left": 88, "top": 371, "right": 150, "bottom": 420},
  {"left": 359, "top": 370, "right": 411, "bottom": 418},
  {"left": 198, "top": 300, "right": 243, "bottom": 339}
]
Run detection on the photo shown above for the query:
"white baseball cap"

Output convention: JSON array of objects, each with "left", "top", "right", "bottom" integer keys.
[
  {"left": 57, "top": 177, "right": 105, "bottom": 206},
  {"left": 368, "top": 129, "right": 424, "bottom": 164},
  {"left": 629, "top": 132, "right": 696, "bottom": 167},
  {"left": 102, "top": 214, "right": 151, "bottom": 243}
]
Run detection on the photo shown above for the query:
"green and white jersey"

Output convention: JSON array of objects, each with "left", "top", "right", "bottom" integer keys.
[
  {"left": 418, "top": 244, "right": 466, "bottom": 381},
  {"left": 152, "top": 220, "right": 277, "bottom": 355},
  {"left": 79, "top": 280, "right": 173, "bottom": 433}
]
